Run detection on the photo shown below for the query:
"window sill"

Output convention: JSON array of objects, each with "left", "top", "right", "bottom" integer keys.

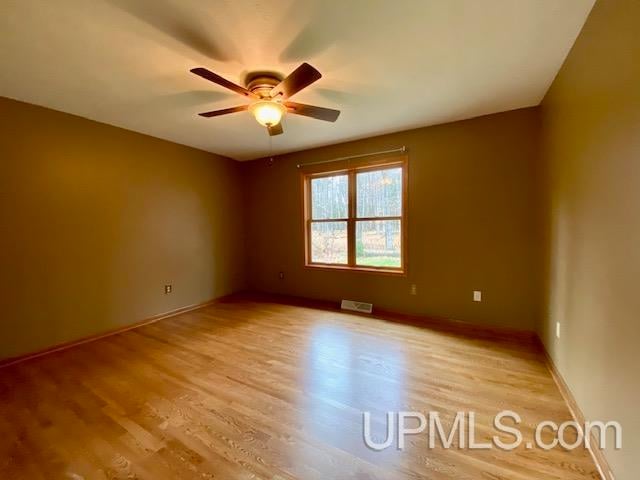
[{"left": 304, "top": 263, "right": 406, "bottom": 277}]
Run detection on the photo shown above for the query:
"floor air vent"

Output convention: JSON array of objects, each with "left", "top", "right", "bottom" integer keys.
[{"left": 341, "top": 299, "right": 373, "bottom": 314}]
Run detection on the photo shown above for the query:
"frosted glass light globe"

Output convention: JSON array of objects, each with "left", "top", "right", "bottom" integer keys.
[{"left": 249, "top": 101, "right": 285, "bottom": 127}]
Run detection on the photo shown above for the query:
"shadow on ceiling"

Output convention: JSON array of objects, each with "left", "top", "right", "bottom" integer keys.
[{"left": 106, "top": 0, "right": 239, "bottom": 62}]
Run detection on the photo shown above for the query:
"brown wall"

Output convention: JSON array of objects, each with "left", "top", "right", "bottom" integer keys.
[
  {"left": 539, "top": 1, "right": 639, "bottom": 477},
  {"left": 0, "top": 97, "right": 245, "bottom": 360},
  {"left": 243, "top": 108, "right": 542, "bottom": 330}
]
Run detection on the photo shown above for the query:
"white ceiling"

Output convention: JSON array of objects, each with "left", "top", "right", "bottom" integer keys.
[{"left": 0, "top": 0, "right": 594, "bottom": 161}]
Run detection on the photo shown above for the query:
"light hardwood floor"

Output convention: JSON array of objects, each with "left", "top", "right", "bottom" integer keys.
[{"left": 0, "top": 297, "right": 599, "bottom": 479}]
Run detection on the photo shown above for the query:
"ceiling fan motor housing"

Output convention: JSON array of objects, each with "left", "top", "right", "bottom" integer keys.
[{"left": 246, "top": 74, "right": 282, "bottom": 98}]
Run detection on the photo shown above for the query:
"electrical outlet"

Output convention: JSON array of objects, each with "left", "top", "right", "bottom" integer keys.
[
  {"left": 556, "top": 322, "right": 561, "bottom": 339},
  {"left": 278, "top": 271, "right": 285, "bottom": 280},
  {"left": 473, "top": 290, "right": 482, "bottom": 302},
  {"left": 164, "top": 284, "right": 172, "bottom": 294},
  {"left": 410, "top": 284, "right": 417, "bottom": 295}
]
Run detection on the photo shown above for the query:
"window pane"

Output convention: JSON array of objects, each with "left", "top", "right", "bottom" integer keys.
[
  {"left": 356, "top": 220, "right": 401, "bottom": 268},
  {"left": 356, "top": 167, "right": 402, "bottom": 218},
  {"left": 311, "top": 175, "right": 348, "bottom": 219},
  {"left": 311, "top": 221, "right": 348, "bottom": 264}
]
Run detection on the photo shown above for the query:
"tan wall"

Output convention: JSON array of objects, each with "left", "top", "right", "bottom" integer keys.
[
  {"left": 243, "top": 108, "right": 542, "bottom": 330},
  {"left": 539, "top": 0, "right": 640, "bottom": 477},
  {"left": 0, "top": 97, "right": 245, "bottom": 360}
]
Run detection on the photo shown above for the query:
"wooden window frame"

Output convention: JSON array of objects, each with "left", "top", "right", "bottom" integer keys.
[{"left": 302, "top": 154, "right": 408, "bottom": 275}]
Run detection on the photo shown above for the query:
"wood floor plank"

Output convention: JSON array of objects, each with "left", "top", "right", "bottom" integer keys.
[{"left": 0, "top": 297, "right": 600, "bottom": 479}]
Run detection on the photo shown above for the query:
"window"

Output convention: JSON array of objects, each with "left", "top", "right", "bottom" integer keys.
[{"left": 303, "top": 156, "right": 407, "bottom": 274}]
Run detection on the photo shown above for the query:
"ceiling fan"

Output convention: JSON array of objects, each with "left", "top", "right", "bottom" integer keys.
[{"left": 190, "top": 63, "right": 340, "bottom": 136}]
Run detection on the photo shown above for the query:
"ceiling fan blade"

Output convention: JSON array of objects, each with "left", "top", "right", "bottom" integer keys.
[
  {"left": 190, "top": 67, "right": 258, "bottom": 99},
  {"left": 267, "top": 123, "right": 283, "bottom": 136},
  {"left": 285, "top": 102, "right": 340, "bottom": 122},
  {"left": 198, "top": 105, "right": 248, "bottom": 117},
  {"left": 270, "top": 63, "right": 322, "bottom": 99}
]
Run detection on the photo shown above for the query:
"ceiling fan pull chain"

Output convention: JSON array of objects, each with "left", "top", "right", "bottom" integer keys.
[{"left": 268, "top": 132, "right": 274, "bottom": 167}]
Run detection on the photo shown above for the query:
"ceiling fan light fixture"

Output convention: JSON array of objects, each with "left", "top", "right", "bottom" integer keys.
[
  {"left": 191, "top": 64, "right": 340, "bottom": 133},
  {"left": 249, "top": 101, "right": 286, "bottom": 127}
]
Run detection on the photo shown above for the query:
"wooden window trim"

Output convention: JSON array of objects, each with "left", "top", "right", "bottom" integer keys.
[{"left": 301, "top": 154, "right": 408, "bottom": 276}]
